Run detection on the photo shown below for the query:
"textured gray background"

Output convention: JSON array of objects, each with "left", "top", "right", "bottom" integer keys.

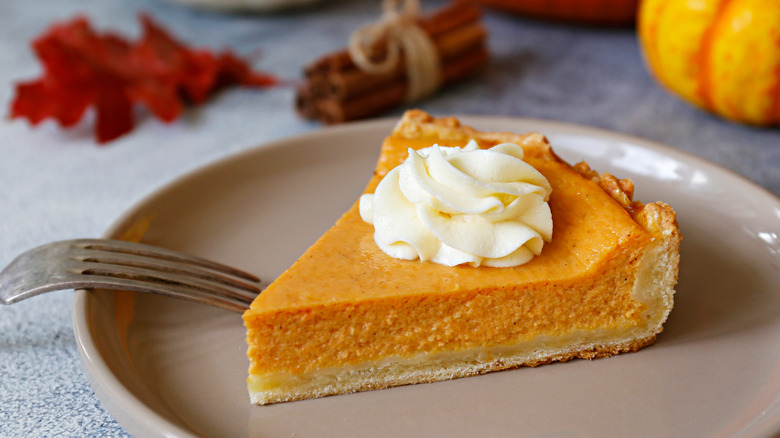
[{"left": 1, "top": 0, "right": 778, "bottom": 436}]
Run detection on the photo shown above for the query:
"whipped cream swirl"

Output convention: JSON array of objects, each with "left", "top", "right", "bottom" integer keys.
[{"left": 359, "top": 140, "right": 553, "bottom": 267}]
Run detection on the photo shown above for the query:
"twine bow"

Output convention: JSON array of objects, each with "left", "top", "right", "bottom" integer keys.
[{"left": 348, "top": 0, "right": 442, "bottom": 102}]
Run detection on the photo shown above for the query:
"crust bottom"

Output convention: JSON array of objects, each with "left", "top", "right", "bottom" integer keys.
[{"left": 249, "top": 332, "right": 658, "bottom": 405}]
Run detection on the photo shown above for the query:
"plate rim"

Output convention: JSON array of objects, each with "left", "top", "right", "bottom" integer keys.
[{"left": 71, "top": 115, "right": 780, "bottom": 437}]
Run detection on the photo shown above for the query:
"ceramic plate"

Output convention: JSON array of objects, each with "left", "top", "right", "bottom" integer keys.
[{"left": 73, "top": 117, "right": 780, "bottom": 438}]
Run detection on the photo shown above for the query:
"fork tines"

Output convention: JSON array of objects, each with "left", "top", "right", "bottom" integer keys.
[{"left": 69, "top": 239, "right": 261, "bottom": 312}]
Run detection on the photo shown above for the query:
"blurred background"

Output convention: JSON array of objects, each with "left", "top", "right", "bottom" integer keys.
[{"left": 0, "top": 0, "right": 778, "bottom": 435}]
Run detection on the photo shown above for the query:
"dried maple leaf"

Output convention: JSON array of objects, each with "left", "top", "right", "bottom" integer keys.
[{"left": 10, "top": 14, "right": 277, "bottom": 144}]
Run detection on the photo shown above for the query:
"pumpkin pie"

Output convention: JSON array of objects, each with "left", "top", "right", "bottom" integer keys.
[{"left": 243, "top": 110, "right": 681, "bottom": 405}]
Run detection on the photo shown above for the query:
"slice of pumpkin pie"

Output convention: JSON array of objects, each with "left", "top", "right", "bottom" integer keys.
[{"left": 243, "top": 110, "right": 681, "bottom": 405}]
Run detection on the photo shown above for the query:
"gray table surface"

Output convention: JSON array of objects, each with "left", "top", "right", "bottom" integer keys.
[{"left": 1, "top": 0, "right": 778, "bottom": 436}]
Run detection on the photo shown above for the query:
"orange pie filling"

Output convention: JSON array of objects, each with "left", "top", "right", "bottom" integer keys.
[{"left": 243, "top": 111, "right": 680, "bottom": 405}]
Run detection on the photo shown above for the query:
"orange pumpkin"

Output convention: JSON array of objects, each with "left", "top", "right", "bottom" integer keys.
[
  {"left": 471, "top": 0, "right": 640, "bottom": 26},
  {"left": 638, "top": 0, "right": 780, "bottom": 126}
]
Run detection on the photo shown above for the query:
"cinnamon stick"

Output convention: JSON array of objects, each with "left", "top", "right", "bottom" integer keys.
[
  {"left": 296, "top": 1, "right": 489, "bottom": 124},
  {"left": 304, "top": 1, "right": 482, "bottom": 76},
  {"left": 319, "top": 21, "right": 486, "bottom": 100},
  {"left": 306, "top": 46, "right": 489, "bottom": 124}
]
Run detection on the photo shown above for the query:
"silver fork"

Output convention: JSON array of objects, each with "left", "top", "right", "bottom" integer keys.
[{"left": 0, "top": 239, "right": 261, "bottom": 313}]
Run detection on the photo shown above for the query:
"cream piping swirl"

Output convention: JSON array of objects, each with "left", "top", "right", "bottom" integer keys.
[{"left": 360, "top": 140, "right": 553, "bottom": 267}]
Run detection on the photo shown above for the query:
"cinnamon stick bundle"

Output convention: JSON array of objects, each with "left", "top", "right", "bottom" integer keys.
[{"left": 296, "top": 2, "right": 489, "bottom": 124}]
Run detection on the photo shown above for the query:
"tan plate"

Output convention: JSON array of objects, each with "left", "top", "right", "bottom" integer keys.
[{"left": 73, "top": 117, "right": 780, "bottom": 438}]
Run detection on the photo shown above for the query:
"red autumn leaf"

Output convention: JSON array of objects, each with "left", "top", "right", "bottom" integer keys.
[
  {"left": 95, "top": 82, "right": 135, "bottom": 144},
  {"left": 10, "top": 14, "right": 277, "bottom": 144},
  {"left": 12, "top": 79, "right": 93, "bottom": 127}
]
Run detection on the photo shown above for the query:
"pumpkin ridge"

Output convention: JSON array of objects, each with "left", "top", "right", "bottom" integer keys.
[
  {"left": 696, "top": 0, "right": 732, "bottom": 114},
  {"left": 769, "top": 34, "right": 780, "bottom": 123},
  {"left": 638, "top": 0, "right": 667, "bottom": 88}
]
